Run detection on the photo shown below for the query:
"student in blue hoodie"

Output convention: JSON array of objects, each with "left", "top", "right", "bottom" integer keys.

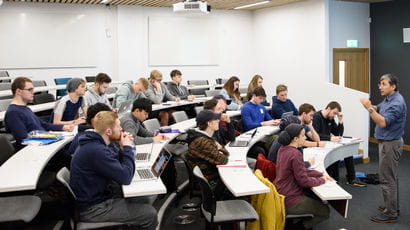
[
  {"left": 242, "top": 87, "right": 280, "bottom": 131},
  {"left": 271, "top": 84, "right": 298, "bottom": 119},
  {"left": 70, "top": 111, "right": 157, "bottom": 229}
]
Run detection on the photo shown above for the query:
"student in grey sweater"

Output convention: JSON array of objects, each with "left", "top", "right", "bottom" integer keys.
[
  {"left": 120, "top": 98, "right": 168, "bottom": 145},
  {"left": 84, "top": 73, "right": 112, "bottom": 107},
  {"left": 112, "top": 78, "right": 149, "bottom": 109},
  {"left": 145, "top": 70, "right": 180, "bottom": 126},
  {"left": 167, "top": 69, "right": 195, "bottom": 101}
]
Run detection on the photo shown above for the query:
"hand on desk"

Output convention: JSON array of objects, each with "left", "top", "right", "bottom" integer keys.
[
  {"left": 74, "top": 117, "right": 86, "bottom": 125},
  {"left": 153, "top": 134, "right": 169, "bottom": 143},
  {"left": 308, "top": 158, "right": 316, "bottom": 167},
  {"left": 322, "top": 175, "right": 335, "bottom": 182},
  {"left": 331, "top": 136, "right": 342, "bottom": 142},
  {"left": 187, "top": 95, "right": 196, "bottom": 101},
  {"left": 62, "top": 124, "right": 75, "bottom": 132}
]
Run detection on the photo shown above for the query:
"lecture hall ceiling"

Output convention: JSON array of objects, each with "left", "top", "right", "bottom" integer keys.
[{"left": 4, "top": 0, "right": 394, "bottom": 10}]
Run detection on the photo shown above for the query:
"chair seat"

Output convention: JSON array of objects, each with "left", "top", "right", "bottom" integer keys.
[
  {"left": 77, "top": 221, "right": 125, "bottom": 230},
  {"left": 202, "top": 200, "right": 258, "bottom": 223},
  {"left": 0, "top": 196, "right": 41, "bottom": 223}
]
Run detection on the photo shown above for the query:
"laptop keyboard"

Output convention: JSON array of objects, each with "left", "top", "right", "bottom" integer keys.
[
  {"left": 136, "top": 152, "right": 149, "bottom": 161},
  {"left": 137, "top": 169, "right": 154, "bottom": 179}
]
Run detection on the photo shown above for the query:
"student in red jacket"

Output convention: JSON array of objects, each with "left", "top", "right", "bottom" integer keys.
[{"left": 274, "top": 124, "right": 333, "bottom": 230}]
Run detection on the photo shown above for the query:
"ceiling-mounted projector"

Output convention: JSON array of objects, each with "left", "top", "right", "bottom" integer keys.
[{"left": 173, "top": 0, "right": 211, "bottom": 14}]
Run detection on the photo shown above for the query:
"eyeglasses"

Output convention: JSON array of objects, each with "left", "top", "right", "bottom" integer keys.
[{"left": 21, "top": 88, "right": 34, "bottom": 92}]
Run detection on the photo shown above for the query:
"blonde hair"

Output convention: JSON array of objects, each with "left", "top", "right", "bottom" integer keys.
[
  {"left": 150, "top": 70, "right": 163, "bottom": 81},
  {"left": 93, "top": 111, "right": 118, "bottom": 134},
  {"left": 276, "top": 84, "right": 288, "bottom": 95},
  {"left": 247, "top": 74, "right": 263, "bottom": 94},
  {"left": 137, "top": 78, "right": 149, "bottom": 90}
]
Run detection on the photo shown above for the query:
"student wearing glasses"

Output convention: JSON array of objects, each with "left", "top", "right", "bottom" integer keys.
[{"left": 5, "top": 77, "right": 74, "bottom": 149}]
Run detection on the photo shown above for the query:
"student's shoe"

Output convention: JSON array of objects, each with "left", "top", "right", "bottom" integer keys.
[
  {"left": 346, "top": 179, "right": 366, "bottom": 187},
  {"left": 370, "top": 213, "right": 398, "bottom": 223},
  {"left": 378, "top": 206, "right": 400, "bottom": 216}
]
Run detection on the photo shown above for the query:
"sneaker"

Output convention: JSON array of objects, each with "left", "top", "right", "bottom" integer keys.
[
  {"left": 378, "top": 206, "right": 400, "bottom": 216},
  {"left": 346, "top": 178, "right": 366, "bottom": 187},
  {"left": 370, "top": 213, "right": 398, "bottom": 223}
]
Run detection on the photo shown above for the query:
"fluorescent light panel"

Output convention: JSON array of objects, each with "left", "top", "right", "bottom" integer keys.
[
  {"left": 234, "top": 0, "right": 270, "bottom": 10},
  {"left": 101, "top": 0, "right": 111, "bottom": 4}
]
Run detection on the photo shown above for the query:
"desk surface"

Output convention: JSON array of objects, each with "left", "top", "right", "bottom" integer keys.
[{"left": 0, "top": 132, "right": 75, "bottom": 193}]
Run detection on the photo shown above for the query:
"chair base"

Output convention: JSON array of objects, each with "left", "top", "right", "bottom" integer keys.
[{"left": 173, "top": 215, "right": 196, "bottom": 225}]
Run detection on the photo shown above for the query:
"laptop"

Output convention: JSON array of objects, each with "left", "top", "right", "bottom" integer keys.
[
  {"left": 134, "top": 143, "right": 154, "bottom": 162},
  {"left": 229, "top": 128, "right": 258, "bottom": 147},
  {"left": 134, "top": 148, "right": 172, "bottom": 181},
  {"left": 281, "top": 111, "right": 294, "bottom": 119},
  {"left": 118, "top": 99, "right": 133, "bottom": 114}
]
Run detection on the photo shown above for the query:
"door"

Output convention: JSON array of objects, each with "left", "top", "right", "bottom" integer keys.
[{"left": 333, "top": 48, "right": 369, "bottom": 93}]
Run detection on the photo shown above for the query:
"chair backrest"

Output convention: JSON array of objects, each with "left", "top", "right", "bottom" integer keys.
[
  {"left": 85, "top": 76, "right": 96, "bottom": 83},
  {"left": 32, "top": 80, "right": 47, "bottom": 87},
  {"left": 0, "top": 99, "right": 12, "bottom": 112},
  {"left": 106, "top": 86, "right": 117, "bottom": 95},
  {"left": 215, "top": 78, "right": 228, "bottom": 85},
  {"left": 255, "top": 154, "right": 276, "bottom": 182},
  {"left": 239, "top": 87, "right": 247, "bottom": 94},
  {"left": 56, "top": 167, "right": 77, "bottom": 199},
  {"left": 205, "top": 90, "right": 221, "bottom": 97},
  {"left": 0, "top": 71, "right": 9, "bottom": 78},
  {"left": 33, "top": 93, "right": 56, "bottom": 104},
  {"left": 187, "top": 80, "right": 209, "bottom": 86},
  {"left": 0, "top": 78, "right": 11, "bottom": 83},
  {"left": 54, "top": 77, "right": 72, "bottom": 98},
  {"left": 192, "top": 166, "right": 216, "bottom": 217},
  {"left": 0, "top": 134, "right": 15, "bottom": 166},
  {"left": 194, "top": 106, "right": 204, "bottom": 115},
  {"left": 0, "top": 83, "right": 12, "bottom": 91},
  {"left": 172, "top": 111, "right": 188, "bottom": 123},
  {"left": 189, "top": 88, "right": 207, "bottom": 96},
  {"left": 143, "top": 118, "right": 161, "bottom": 132}
]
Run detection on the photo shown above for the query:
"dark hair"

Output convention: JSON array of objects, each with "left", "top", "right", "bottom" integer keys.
[
  {"left": 86, "top": 103, "right": 111, "bottom": 125},
  {"left": 380, "top": 73, "right": 398, "bottom": 91},
  {"left": 11, "top": 77, "right": 32, "bottom": 96},
  {"left": 95, "top": 73, "right": 112, "bottom": 84},
  {"left": 170, "top": 69, "right": 182, "bottom": 78},
  {"left": 253, "top": 87, "right": 266, "bottom": 97},
  {"left": 204, "top": 99, "right": 218, "bottom": 110},
  {"left": 277, "top": 124, "right": 304, "bottom": 146},
  {"left": 132, "top": 98, "right": 152, "bottom": 114},
  {"left": 326, "top": 101, "right": 341, "bottom": 112},
  {"left": 298, "top": 103, "right": 315, "bottom": 115},
  {"left": 223, "top": 76, "right": 241, "bottom": 100},
  {"left": 198, "top": 123, "right": 208, "bottom": 131}
]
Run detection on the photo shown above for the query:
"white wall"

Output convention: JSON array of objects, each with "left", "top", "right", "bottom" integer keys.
[
  {"left": 328, "top": 0, "right": 370, "bottom": 80},
  {"left": 0, "top": 2, "right": 116, "bottom": 86},
  {"left": 116, "top": 6, "right": 255, "bottom": 83},
  {"left": 253, "top": 0, "right": 370, "bottom": 156}
]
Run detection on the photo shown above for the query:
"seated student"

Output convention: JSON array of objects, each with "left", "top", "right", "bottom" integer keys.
[
  {"left": 5, "top": 77, "right": 74, "bottom": 150},
  {"left": 271, "top": 84, "right": 298, "bottom": 119},
  {"left": 112, "top": 77, "right": 148, "bottom": 109},
  {"left": 84, "top": 73, "right": 112, "bottom": 107},
  {"left": 67, "top": 103, "right": 112, "bottom": 155},
  {"left": 242, "top": 87, "right": 280, "bottom": 131},
  {"left": 274, "top": 124, "right": 332, "bottom": 230},
  {"left": 219, "top": 76, "right": 242, "bottom": 111},
  {"left": 145, "top": 70, "right": 180, "bottom": 126},
  {"left": 186, "top": 110, "right": 230, "bottom": 199},
  {"left": 53, "top": 78, "right": 88, "bottom": 125},
  {"left": 246, "top": 74, "right": 270, "bottom": 106},
  {"left": 120, "top": 98, "right": 168, "bottom": 145},
  {"left": 313, "top": 101, "right": 365, "bottom": 187},
  {"left": 167, "top": 69, "right": 195, "bottom": 101},
  {"left": 70, "top": 111, "right": 157, "bottom": 229}
]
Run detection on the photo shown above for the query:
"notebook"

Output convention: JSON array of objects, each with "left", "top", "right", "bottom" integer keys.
[
  {"left": 134, "top": 143, "right": 154, "bottom": 162},
  {"left": 134, "top": 147, "right": 172, "bottom": 181},
  {"left": 118, "top": 99, "right": 133, "bottom": 114}
]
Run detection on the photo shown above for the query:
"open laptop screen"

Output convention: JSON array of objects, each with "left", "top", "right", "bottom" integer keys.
[{"left": 151, "top": 149, "right": 172, "bottom": 177}]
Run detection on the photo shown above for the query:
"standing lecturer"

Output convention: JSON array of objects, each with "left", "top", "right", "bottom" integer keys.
[{"left": 360, "top": 74, "right": 407, "bottom": 223}]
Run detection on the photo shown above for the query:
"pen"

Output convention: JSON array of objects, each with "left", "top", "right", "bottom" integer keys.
[{"left": 342, "top": 136, "right": 352, "bottom": 138}]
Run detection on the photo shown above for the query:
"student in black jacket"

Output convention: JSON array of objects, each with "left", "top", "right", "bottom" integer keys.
[{"left": 313, "top": 101, "right": 365, "bottom": 187}]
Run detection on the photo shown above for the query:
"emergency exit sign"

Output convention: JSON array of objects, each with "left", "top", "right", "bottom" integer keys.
[{"left": 346, "top": 40, "right": 358, "bottom": 48}]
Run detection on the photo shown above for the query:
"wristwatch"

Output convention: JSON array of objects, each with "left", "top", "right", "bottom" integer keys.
[{"left": 368, "top": 108, "right": 375, "bottom": 113}]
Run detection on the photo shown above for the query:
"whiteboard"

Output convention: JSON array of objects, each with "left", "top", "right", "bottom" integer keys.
[
  {"left": 148, "top": 16, "right": 219, "bottom": 66},
  {"left": 0, "top": 12, "right": 98, "bottom": 69}
]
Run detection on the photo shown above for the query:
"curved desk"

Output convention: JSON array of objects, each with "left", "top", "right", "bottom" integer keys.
[
  {"left": 303, "top": 139, "right": 362, "bottom": 218},
  {"left": 0, "top": 133, "right": 75, "bottom": 193}
]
